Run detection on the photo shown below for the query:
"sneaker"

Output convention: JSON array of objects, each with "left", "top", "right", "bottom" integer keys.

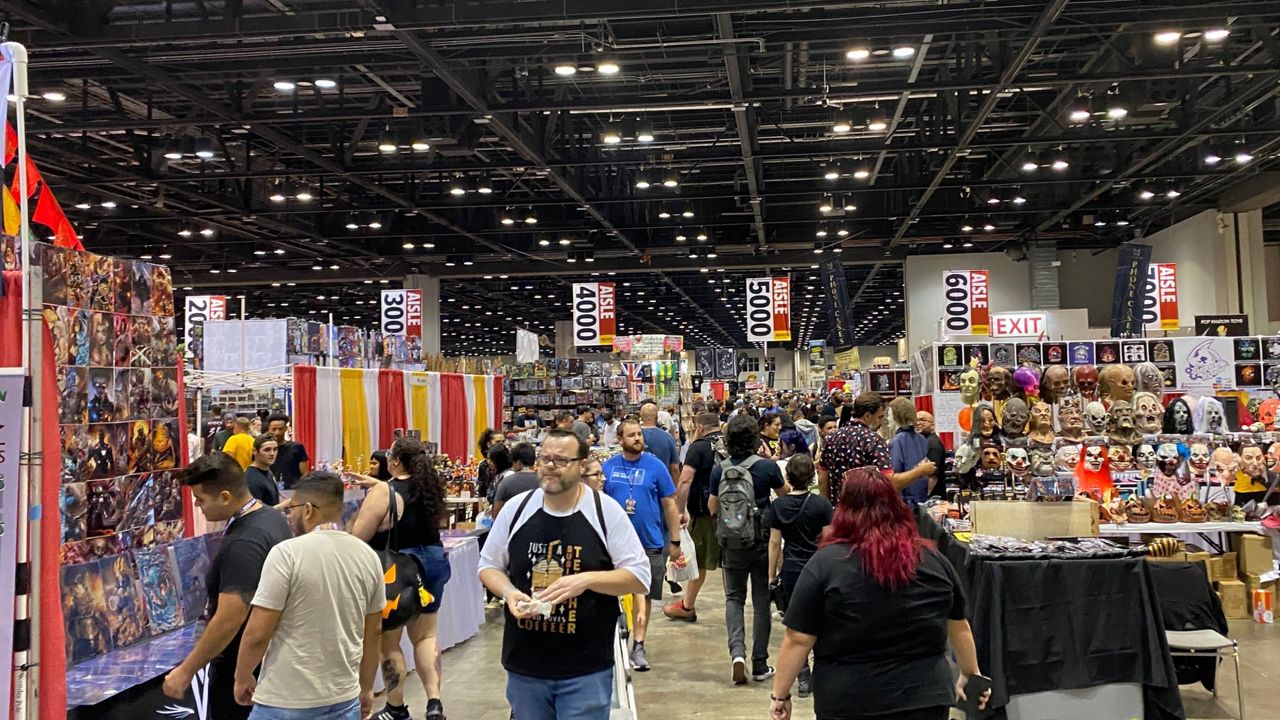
[
  {"left": 752, "top": 664, "right": 776, "bottom": 682},
  {"left": 731, "top": 657, "right": 747, "bottom": 685},
  {"left": 797, "top": 670, "right": 813, "bottom": 698},
  {"left": 371, "top": 705, "right": 410, "bottom": 720},
  {"left": 425, "top": 699, "right": 446, "bottom": 720},
  {"left": 630, "top": 643, "right": 651, "bottom": 672},
  {"left": 662, "top": 600, "right": 697, "bottom": 622}
]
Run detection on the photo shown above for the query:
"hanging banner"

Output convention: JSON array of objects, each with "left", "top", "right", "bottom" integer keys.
[
  {"left": 1143, "top": 263, "right": 1179, "bottom": 331},
  {"left": 572, "top": 282, "right": 616, "bottom": 347},
  {"left": 745, "top": 276, "right": 791, "bottom": 343},
  {"left": 941, "top": 269, "right": 990, "bottom": 335},
  {"left": 0, "top": 371, "right": 22, "bottom": 715},
  {"left": 183, "top": 294, "right": 226, "bottom": 349},
  {"left": 1110, "top": 243, "right": 1152, "bottom": 338},
  {"left": 819, "top": 259, "right": 856, "bottom": 350},
  {"left": 380, "top": 288, "right": 423, "bottom": 338}
]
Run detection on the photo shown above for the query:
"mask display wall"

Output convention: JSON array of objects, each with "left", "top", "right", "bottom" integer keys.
[
  {"left": 1073, "top": 365, "right": 1099, "bottom": 401},
  {"left": 1195, "top": 397, "right": 1227, "bottom": 434},
  {"left": 1133, "top": 362, "right": 1164, "bottom": 398},
  {"left": 1040, "top": 365, "right": 1070, "bottom": 404},
  {"left": 1099, "top": 364, "right": 1136, "bottom": 406}
]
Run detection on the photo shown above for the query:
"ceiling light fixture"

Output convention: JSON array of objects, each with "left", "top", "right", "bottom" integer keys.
[
  {"left": 377, "top": 126, "right": 397, "bottom": 153},
  {"left": 524, "top": 208, "right": 539, "bottom": 224},
  {"left": 822, "top": 162, "right": 841, "bottom": 181},
  {"left": 596, "top": 58, "right": 621, "bottom": 75},
  {"left": 867, "top": 105, "right": 889, "bottom": 132},
  {"left": 601, "top": 122, "right": 623, "bottom": 145},
  {"left": 846, "top": 45, "right": 871, "bottom": 61},
  {"left": 499, "top": 208, "right": 516, "bottom": 226},
  {"left": 1153, "top": 30, "right": 1183, "bottom": 45},
  {"left": 273, "top": 80, "right": 297, "bottom": 92},
  {"left": 842, "top": 196, "right": 857, "bottom": 212},
  {"left": 476, "top": 176, "right": 494, "bottom": 195},
  {"left": 314, "top": 78, "right": 337, "bottom": 89},
  {"left": 1068, "top": 95, "right": 1091, "bottom": 123},
  {"left": 891, "top": 41, "right": 916, "bottom": 58},
  {"left": 41, "top": 90, "right": 66, "bottom": 102},
  {"left": 448, "top": 176, "right": 467, "bottom": 196},
  {"left": 1234, "top": 141, "right": 1254, "bottom": 164},
  {"left": 1137, "top": 186, "right": 1156, "bottom": 200},
  {"left": 1204, "top": 28, "right": 1230, "bottom": 41},
  {"left": 635, "top": 120, "right": 655, "bottom": 143},
  {"left": 831, "top": 109, "right": 853, "bottom": 134},
  {"left": 193, "top": 137, "right": 215, "bottom": 159},
  {"left": 818, "top": 195, "right": 835, "bottom": 213},
  {"left": 662, "top": 169, "right": 680, "bottom": 188},
  {"left": 553, "top": 61, "right": 577, "bottom": 76},
  {"left": 100, "top": 199, "right": 117, "bottom": 209}
]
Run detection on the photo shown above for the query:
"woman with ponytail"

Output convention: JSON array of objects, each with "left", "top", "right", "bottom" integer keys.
[
  {"left": 351, "top": 436, "right": 450, "bottom": 720},
  {"left": 768, "top": 467, "right": 988, "bottom": 720}
]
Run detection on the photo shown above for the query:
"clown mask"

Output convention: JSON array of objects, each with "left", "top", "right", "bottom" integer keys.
[
  {"left": 1005, "top": 446, "right": 1030, "bottom": 477},
  {"left": 1056, "top": 444, "right": 1082, "bottom": 471},
  {"left": 1156, "top": 443, "right": 1182, "bottom": 475},
  {"left": 1108, "top": 445, "right": 1133, "bottom": 472},
  {"left": 1135, "top": 443, "right": 1157, "bottom": 470},
  {"left": 1083, "top": 443, "right": 1106, "bottom": 472},
  {"left": 1188, "top": 443, "right": 1211, "bottom": 475}
]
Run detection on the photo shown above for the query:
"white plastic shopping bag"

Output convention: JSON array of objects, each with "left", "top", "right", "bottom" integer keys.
[{"left": 666, "top": 527, "right": 699, "bottom": 583}]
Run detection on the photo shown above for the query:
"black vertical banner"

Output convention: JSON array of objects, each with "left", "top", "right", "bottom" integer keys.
[
  {"left": 1110, "top": 243, "right": 1152, "bottom": 338},
  {"left": 820, "top": 258, "right": 857, "bottom": 351}
]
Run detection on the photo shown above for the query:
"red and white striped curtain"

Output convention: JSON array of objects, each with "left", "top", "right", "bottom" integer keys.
[{"left": 291, "top": 365, "right": 504, "bottom": 465}]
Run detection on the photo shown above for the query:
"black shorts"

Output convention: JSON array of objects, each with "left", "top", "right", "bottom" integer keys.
[{"left": 643, "top": 548, "right": 666, "bottom": 600}]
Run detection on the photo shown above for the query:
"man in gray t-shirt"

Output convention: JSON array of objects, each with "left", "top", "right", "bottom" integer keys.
[{"left": 571, "top": 406, "right": 597, "bottom": 445}]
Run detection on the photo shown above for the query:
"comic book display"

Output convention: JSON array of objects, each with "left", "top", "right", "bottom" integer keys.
[{"left": 41, "top": 243, "right": 205, "bottom": 665}]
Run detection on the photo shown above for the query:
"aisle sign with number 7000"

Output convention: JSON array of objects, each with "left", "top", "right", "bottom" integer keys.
[
  {"left": 572, "top": 282, "right": 616, "bottom": 346},
  {"left": 941, "top": 270, "right": 990, "bottom": 335},
  {"left": 745, "top": 276, "right": 792, "bottom": 342}
]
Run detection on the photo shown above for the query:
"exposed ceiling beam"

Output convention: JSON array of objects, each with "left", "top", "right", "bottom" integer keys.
[{"left": 716, "top": 13, "right": 768, "bottom": 250}]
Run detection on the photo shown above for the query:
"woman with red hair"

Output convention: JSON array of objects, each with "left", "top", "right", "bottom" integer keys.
[{"left": 769, "top": 467, "right": 988, "bottom": 720}]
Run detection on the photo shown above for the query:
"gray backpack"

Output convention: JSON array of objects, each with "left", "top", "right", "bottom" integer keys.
[{"left": 716, "top": 456, "right": 763, "bottom": 550}]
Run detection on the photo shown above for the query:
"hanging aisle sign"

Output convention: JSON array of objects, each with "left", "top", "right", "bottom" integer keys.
[
  {"left": 572, "top": 282, "right": 617, "bottom": 346},
  {"left": 0, "top": 371, "right": 23, "bottom": 715},
  {"left": 745, "top": 276, "right": 791, "bottom": 342},
  {"left": 183, "top": 295, "right": 227, "bottom": 348},
  {"left": 1143, "top": 263, "right": 1179, "bottom": 331},
  {"left": 941, "top": 269, "right": 990, "bottom": 335},
  {"left": 381, "top": 289, "right": 423, "bottom": 338}
]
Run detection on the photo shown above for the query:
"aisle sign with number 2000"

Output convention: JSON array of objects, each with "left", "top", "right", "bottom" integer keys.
[
  {"left": 572, "top": 282, "right": 616, "bottom": 346},
  {"left": 745, "top": 276, "right": 791, "bottom": 342},
  {"left": 941, "top": 270, "right": 990, "bottom": 335}
]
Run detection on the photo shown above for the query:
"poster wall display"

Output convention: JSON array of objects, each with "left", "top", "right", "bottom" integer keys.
[
  {"left": 1143, "top": 262, "right": 1179, "bottom": 331},
  {"left": 571, "top": 282, "right": 616, "bottom": 347},
  {"left": 0, "top": 371, "right": 23, "bottom": 713},
  {"left": 745, "top": 276, "right": 791, "bottom": 343},
  {"left": 941, "top": 269, "right": 990, "bottom": 335}
]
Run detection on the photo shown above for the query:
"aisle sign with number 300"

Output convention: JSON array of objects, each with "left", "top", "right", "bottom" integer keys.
[
  {"left": 745, "top": 276, "right": 791, "bottom": 342},
  {"left": 381, "top": 289, "right": 423, "bottom": 338},
  {"left": 941, "top": 270, "right": 990, "bottom": 335},
  {"left": 572, "top": 282, "right": 616, "bottom": 346}
]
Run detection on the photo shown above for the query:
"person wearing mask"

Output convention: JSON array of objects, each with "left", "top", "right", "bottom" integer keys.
[
  {"left": 234, "top": 472, "right": 384, "bottom": 720},
  {"left": 244, "top": 435, "right": 282, "bottom": 506},
  {"left": 916, "top": 411, "right": 947, "bottom": 498},
  {"left": 211, "top": 411, "right": 236, "bottom": 452},
  {"left": 601, "top": 419, "right": 682, "bottom": 671},
  {"left": 598, "top": 411, "right": 621, "bottom": 447},
  {"left": 818, "top": 392, "right": 935, "bottom": 503},
  {"left": 266, "top": 414, "right": 309, "bottom": 490},
  {"left": 769, "top": 468, "right": 988, "bottom": 720},
  {"left": 222, "top": 416, "right": 256, "bottom": 470},
  {"left": 163, "top": 453, "right": 291, "bottom": 719},
  {"left": 758, "top": 412, "right": 783, "bottom": 459},
  {"left": 888, "top": 398, "right": 931, "bottom": 508},
  {"left": 639, "top": 402, "right": 680, "bottom": 483},
  {"left": 478, "top": 430, "right": 650, "bottom": 720},
  {"left": 665, "top": 412, "right": 725, "bottom": 622},
  {"left": 709, "top": 415, "right": 789, "bottom": 685},
  {"left": 766, "top": 454, "right": 833, "bottom": 699},
  {"left": 350, "top": 437, "right": 451, "bottom": 720},
  {"left": 491, "top": 442, "right": 541, "bottom": 518}
]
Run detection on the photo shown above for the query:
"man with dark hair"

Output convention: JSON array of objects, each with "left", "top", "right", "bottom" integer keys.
[
  {"left": 491, "top": 442, "right": 541, "bottom": 518},
  {"left": 162, "top": 452, "right": 291, "bottom": 719},
  {"left": 235, "top": 472, "right": 384, "bottom": 719},
  {"left": 665, "top": 412, "right": 725, "bottom": 622},
  {"left": 708, "top": 414, "right": 787, "bottom": 684},
  {"left": 817, "top": 391, "right": 935, "bottom": 502},
  {"left": 211, "top": 411, "right": 236, "bottom": 452},
  {"left": 554, "top": 410, "right": 576, "bottom": 432},
  {"left": 266, "top": 413, "right": 309, "bottom": 489},
  {"left": 571, "top": 406, "right": 597, "bottom": 446}
]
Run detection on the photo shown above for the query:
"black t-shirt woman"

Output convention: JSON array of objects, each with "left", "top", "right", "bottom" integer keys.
[
  {"left": 350, "top": 437, "right": 450, "bottom": 720},
  {"left": 768, "top": 467, "right": 989, "bottom": 720}
]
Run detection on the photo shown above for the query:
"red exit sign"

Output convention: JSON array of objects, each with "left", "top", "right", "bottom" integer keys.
[{"left": 989, "top": 312, "right": 1047, "bottom": 338}]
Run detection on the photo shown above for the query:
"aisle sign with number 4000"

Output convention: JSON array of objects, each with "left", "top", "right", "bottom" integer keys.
[
  {"left": 745, "top": 276, "right": 791, "bottom": 343},
  {"left": 941, "top": 270, "right": 990, "bottom": 335},
  {"left": 381, "top": 289, "right": 423, "bottom": 338},
  {"left": 572, "top": 282, "right": 616, "bottom": 346}
]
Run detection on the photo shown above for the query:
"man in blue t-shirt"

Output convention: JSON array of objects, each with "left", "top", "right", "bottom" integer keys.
[
  {"left": 640, "top": 401, "right": 680, "bottom": 482},
  {"left": 602, "top": 418, "right": 682, "bottom": 672}
]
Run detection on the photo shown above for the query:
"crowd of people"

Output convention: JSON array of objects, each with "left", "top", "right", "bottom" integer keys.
[{"left": 168, "top": 389, "right": 988, "bottom": 720}]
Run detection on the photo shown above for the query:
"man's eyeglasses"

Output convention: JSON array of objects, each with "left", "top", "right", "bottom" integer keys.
[
  {"left": 582, "top": 470, "right": 603, "bottom": 479},
  {"left": 536, "top": 455, "right": 580, "bottom": 469},
  {"left": 279, "top": 501, "right": 312, "bottom": 513}
]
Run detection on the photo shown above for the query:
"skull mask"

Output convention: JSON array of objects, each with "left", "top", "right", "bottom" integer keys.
[
  {"left": 1005, "top": 446, "right": 1030, "bottom": 477},
  {"left": 959, "top": 369, "right": 981, "bottom": 406},
  {"left": 1108, "top": 445, "right": 1134, "bottom": 472},
  {"left": 1056, "top": 444, "right": 1082, "bottom": 471},
  {"left": 1132, "top": 392, "right": 1163, "bottom": 434},
  {"left": 1002, "top": 398, "right": 1029, "bottom": 438},
  {"left": 1099, "top": 364, "right": 1136, "bottom": 405},
  {"left": 1040, "top": 365, "right": 1070, "bottom": 404},
  {"left": 1083, "top": 443, "right": 1107, "bottom": 472},
  {"left": 1085, "top": 401, "right": 1109, "bottom": 434},
  {"left": 1135, "top": 443, "right": 1157, "bottom": 470},
  {"left": 1133, "top": 362, "right": 1165, "bottom": 397},
  {"left": 1073, "top": 365, "right": 1099, "bottom": 400},
  {"left": 1239, "top": 446, "right": 1266, "bottom": 478},
  {"left": 1196, "top": 398, "right": 1226, "bottom": 434},
  {"left": 1030, "top": 446, "right": 1056, "bottom": 476},
  {"left": 1188, "top": 442, "right": 1211, "bottom": 475},
  {"left": 986, "top": 366, "right": 1013, "bottom": 400},
  {"left": 1156, "top": 443, "right": 1183, "bottom": 475}
]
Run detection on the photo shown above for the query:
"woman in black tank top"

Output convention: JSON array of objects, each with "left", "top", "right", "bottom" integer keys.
[{"left": 351, "top": 437, "right": 449, "bottom": 720}]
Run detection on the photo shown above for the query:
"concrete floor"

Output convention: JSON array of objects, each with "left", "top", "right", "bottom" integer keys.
[{"left": 394, "top": 570, "right": 1278, "bottom": 719}]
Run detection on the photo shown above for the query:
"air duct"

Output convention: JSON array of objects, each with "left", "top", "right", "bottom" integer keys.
[{"left": 1027, "top": 239, "right": 1060, "bottom": 310}]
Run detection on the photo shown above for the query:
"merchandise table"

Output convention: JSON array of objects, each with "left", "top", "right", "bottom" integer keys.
[
  {"left": 1100, "top": 521, "right": 1264, "bottom": 553},
  {"left": 436, "top": 533, "right": 486, "bottom": 651}
]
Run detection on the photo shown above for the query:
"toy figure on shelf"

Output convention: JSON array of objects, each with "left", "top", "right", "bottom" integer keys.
[
  {"left": 1072, "top": 365, "right": 1099, "bottom": 402},
  {"left": 1027, "top": 401, "right": 1055, "bottom": 445},
  {"left": 1098, "top": 364, "right": 1136, "bottom": 407},
  {"left": 1163, "top": 398, "right": 1194, "bottom": 434},
  {"left": 1106, "top": 400, "right": 1142, "bottom": 446},
  {"left": 1056, "top": 394, "right": 1087, "bottom": 442},
  {"left": 1132, "top": 392, "right": 1164, "bottom": 435},
  {"left": 1151, "top": 442, "right": 1196, "bottom": 500},
  {"left": 1194, "top": 397, "right": 1227, "bottom": 434},
  {"left": 1002, "top": 398, "right": 1030, "bottom": 441},
  {"left": 1133, "top": 362, "right": 1164, "bottom": 398},
  {"left": 1084, "top": 401, "right": 1109, "bottom": 436},
  {"left": 1040, "top": 365, "right": 1071, "bottom": 404}
]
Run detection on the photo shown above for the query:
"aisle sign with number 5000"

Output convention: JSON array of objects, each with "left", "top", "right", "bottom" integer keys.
[
  {"left": 745, "top": 276, "right": 791, "bottom": 342},
  {"left": 941, "top": 270, "right": 990, "bottom": 335},
  {"left": 572, "top": 282, "right": 616, "bottom": 346},
  {"left": 381, "top": 289, "right": 423, "bottom": 338}
]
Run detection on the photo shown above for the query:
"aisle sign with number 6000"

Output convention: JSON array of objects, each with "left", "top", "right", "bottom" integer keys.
[
  {"left": 381, "top": 289, "right": 423, "bottom": 337},
  {"left": 745, "top": 276, "right": 792, "bottom": 342},
  {"left": 572, "top": 282, "right": 616, "bottom": 346},
  {"left": 1142, "top": 263, "right": 1179, "bottom": 331},
  {"left": 941, "top": 270, "right": 990, "bottom": 335}
]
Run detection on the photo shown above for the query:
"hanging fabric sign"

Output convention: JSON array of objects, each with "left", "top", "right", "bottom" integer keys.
[
  {"left": 572, "top": 282, "right": 616, "bottom": 346},
  {"left": 941, "top": 269, "right": 990, "bottom": 335},
  {"left": 745, "top": 276, "right": 791, "bottom": 342},
  {"left": 1143, "top": 262, "right": 1179, "bottom": 331},
  {"left": 380, "top": 289, "right": 423, "bottom": 338},
  {"left": 0, "top": 370, "right": 23, "bottom": 715},
  {"left": 183, "top": 295, "right": 226, "bottom": 348}
]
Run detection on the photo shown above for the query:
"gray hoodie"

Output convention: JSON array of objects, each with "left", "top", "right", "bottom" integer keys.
[{"left": 794, "top": 418, "right": 819, "bottom": 450}]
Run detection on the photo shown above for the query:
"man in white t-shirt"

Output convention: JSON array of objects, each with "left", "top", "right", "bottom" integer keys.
[{"left": 234, "top": 472, "right": 385, "bottom": 720}]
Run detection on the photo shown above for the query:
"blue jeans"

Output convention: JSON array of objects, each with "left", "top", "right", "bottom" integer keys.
[
  {"left": 506, "top": 667, "right": 613, "bottom": 720},
  {"left": 249, "top": 697, "right": 360, "bottom": 720},
  {"left": 404, "top": 544, "right": 451, "bottom": 613}
]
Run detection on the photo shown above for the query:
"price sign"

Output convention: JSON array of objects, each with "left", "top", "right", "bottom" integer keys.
[
  {"left": 745, "top": 276, "right": 792, "bottom": 342},
  {"left": 572, "top": 282, "right": 616, "bottom": 346},
  {"left": 381, "top": 289, "right": 422, "bottom": 337},
  {"left": 183, "top": 295, "right": 227, "bottom": 348},
  {"left": 941, "top": 269, "right": 990, "bottom": 335},
  {"left": 1142, "top": 263, "right": 1179, "bottom": 331}
]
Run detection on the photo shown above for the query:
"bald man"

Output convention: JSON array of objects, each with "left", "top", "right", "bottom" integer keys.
[
  {"left": 640, "top": 402, "right": 680, "bottom": 483},
  {"left": 915, "top": 411, "right": 946, "bottom": 497}
]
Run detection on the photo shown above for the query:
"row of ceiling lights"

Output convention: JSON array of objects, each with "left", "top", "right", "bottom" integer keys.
[
  {"left": 634, "top": 168, "right": 680, "bottom": 189},
  {"left": 378, "top": 125, "right": 432, "bottom": 153},
  {"left": 844, "top": 40, "right": 917, "bottom": 61},
  {"left": 830, "top": 105, "right": 891, "bottom": 134},
  {"left": 552, "top": 56, "right": 621, "bottom": 77},
  {"left": 267, "top": 180, "right": 314, "bottom": 203},
  {"left": 272, "top": 77, "right": 337, "bottom": 92}
]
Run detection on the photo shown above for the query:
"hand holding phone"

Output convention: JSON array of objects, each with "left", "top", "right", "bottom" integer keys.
[{"left": 955, "top": 673, "right": 992, "bottom": 718}]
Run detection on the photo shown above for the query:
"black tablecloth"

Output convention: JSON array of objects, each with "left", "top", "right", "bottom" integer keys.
[
  {"left": 1147, "top": 561, "right": 1228, "bottom": 691},
  {"left": 944, "top": 539, "right": 1185, "bottom": 720}
]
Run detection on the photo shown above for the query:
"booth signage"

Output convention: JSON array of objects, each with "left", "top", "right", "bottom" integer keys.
[
  {"left": 183, "top": 294, "right": 226, "bottom": 348},
  {"left": 1195, "top": 314, "right": 1250, "bottom": 337},
  {"left": 745, "top": 276, "right": 792, "bottom": 342},
  {"left": 572, "top": 282, "right": 617, "bottom": 347},
  {"left": 989, "top": 312, "right": 1047, "bottom": 338},
  {"left": 380, "top": 288, "right": 423, "bottom": 338},
  {"left": 941, "top": 270, "right": 990, "bottom": 335},
  {"left": 1143, "top": 263, "right": 1179, "bottom": 331},
  {"left": 1110, "top": 243, "right": 1152, "bottom": 337}
]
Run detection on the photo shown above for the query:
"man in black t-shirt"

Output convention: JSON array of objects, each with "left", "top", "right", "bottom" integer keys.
[
  {"left": 666, "top": 412, "right": 725, "bottom": 622},
  {"left": 162, "top": 452, "right": 291, "bottom": 719},
  {"left": 266, "top": 413, "right": 310, "bottom": 489}
]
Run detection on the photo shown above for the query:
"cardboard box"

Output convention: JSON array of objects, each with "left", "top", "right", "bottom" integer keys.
[
  {"left": 1231, "top": 534, "right": 1274, "bottom": 576},
  {"left": 1185, "top": 551, "right": 1211, "bottom": 573},
  {"left": 1205, "top": 556, "right": 1223, "bottom": 579},
  {"left": 969, "top": 499, "right": 1100, "bottom": 541},
  {"left": 1218, "top": 579, "right": 1250, "bottom": 620},
  {"left": 1215, "top": 552, "right": 1238, "bottom": 581}
]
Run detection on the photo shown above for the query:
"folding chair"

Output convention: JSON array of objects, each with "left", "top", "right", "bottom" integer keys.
[{"left": 1166, "top": 629, "right": 1245, "bottom": 720}]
